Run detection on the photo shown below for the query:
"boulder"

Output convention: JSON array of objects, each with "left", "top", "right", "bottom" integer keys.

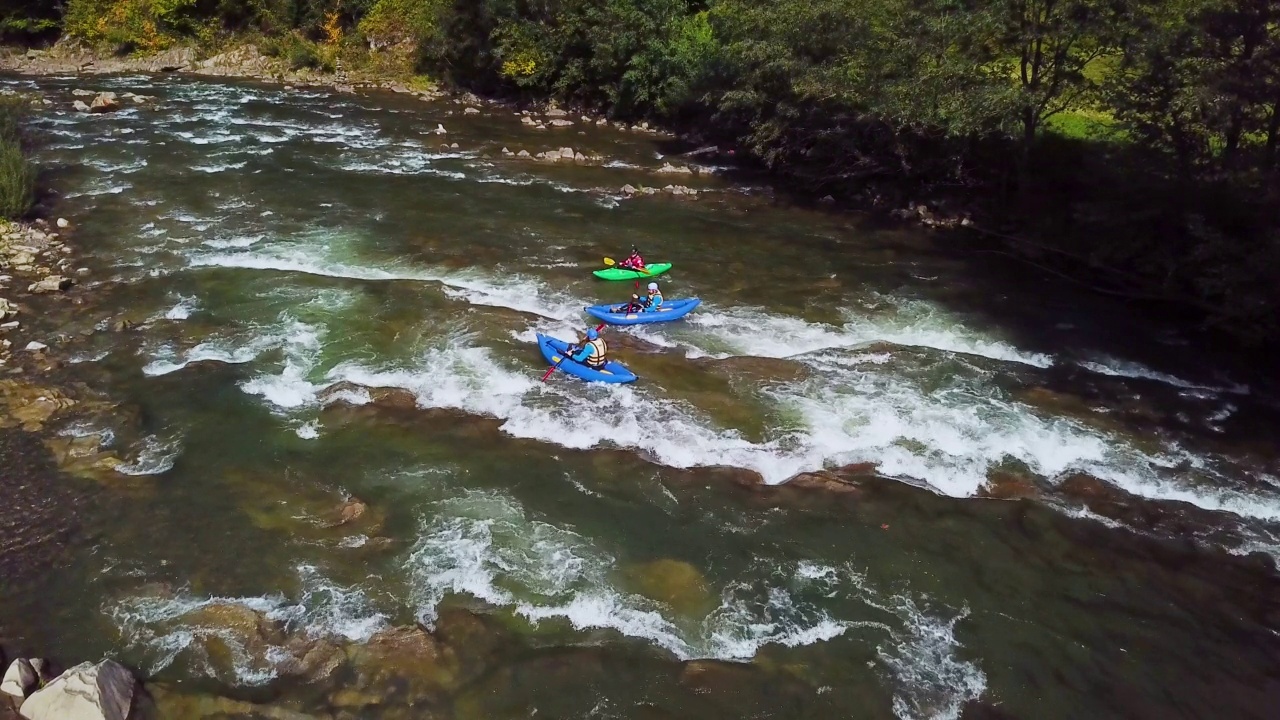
[
  {"left": 545, "top": 107, "right": 568, "bottom": 118},
  {"left": 88, "top": 92, "right": 119, "bottom": 113},
  {"left": 72, "top": 100, "right": 90, "bottom": 113},
  {"left": 516, "top": 149, "right": 531, "bottom": 158},
  {"left": 0, "top": 298, "right": 15, "bottom": 321},
  {"left": 558, "top": 146, "right": 575, "bottom": 159},
  {"left": 55, "top": 218, "right": 69, "bottom": 229},
  {"left": 549, "top": 119, "right": 574, "bottom": 127},
  {"left": 521, "top": 116, "right": 536, "bottom": 126},
  {"left": 19, "top": 659, "right": 136, "bottom": 720},
  {"left": 145, "top": 46, "right": 195, "bottom": 72},
  {"left": 1, "top": 658, "right": 43, "bottom": 698},
  {"left": 70, "top": 89, "right": 95, "bottom": 97},
  {"left": 463, "top": 107, "right": 479, "bottom": 115},
  {"left": 621, "top": 184, "right": 637, "bottom": 195},
  {"left": 574, "top": 152, "right": 586, "bottom": 162},
  {"left": 23, "top": 341, "right": 46, "bottom": 352},
  {"left": 500, "top": 147, "right": 512, "bottom": 155},
  {"left": 27, "top": 276, "right": 71, "bottom": 293}
]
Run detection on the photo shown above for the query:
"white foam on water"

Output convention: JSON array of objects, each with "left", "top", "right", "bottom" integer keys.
[
  {"left": 193, "top": 160, "right": 248, "bottom": 173},
  {"left": 142, "top": 327, "right": 288, "bottom": 376},
  {"left": 85, "top": 157, "right": 149, "bottom": 174},
  {"left": 116, "top": 434, "right": 182, "bottom": 476},
  {"left": 161, "top": 295, "right": 199, "bottom": 320},
  {"left": 876, "top": 600, "right": 986, "bottom": 720},
  {"left": 203, "top": 234, "right": 265, "bottom": 249},
  {"left": 1077, "top": 355, "right": 1249, "bottom": 395},
  {"left": 238, "top": 319, "right": 326, "bottom": 410},
  {"left": 186, "top": 241, "right": 583, "bottom": 320},
  {"left": 405, "top": 490, "right": 856, "bottom": 660},
  {"left": 295, "top": 420, "right": 321, "bottom": 439},
  {"left": 109, "top": 564, "right": 386, "bottom": 682},
  {"left": 673, "top": 300, "right": 1054, "bottom": 368}
]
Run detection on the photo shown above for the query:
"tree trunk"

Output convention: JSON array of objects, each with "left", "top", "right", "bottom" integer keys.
[{"left": 1223, "top": 109, "right": 1245, "bottom": 170}]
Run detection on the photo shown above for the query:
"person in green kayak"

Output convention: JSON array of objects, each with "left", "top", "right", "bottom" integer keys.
[
  {"left": 570, "top": 327, "right": 608, "bottom": 368},
  {"left": 640, "top": 281, "right": 664, "bottom": 312}
]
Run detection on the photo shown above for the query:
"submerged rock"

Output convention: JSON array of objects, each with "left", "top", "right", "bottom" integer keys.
[
  {"left": 624, "top": 559, "right": 714, "bottom": 616},
  {"left": 344, "top": 625, "right": 461, "bottom": 704},
  {"left": 144, "top": 683, "right": 321, "bottom": 720},
  {"left": 19, "top": 659, "right": 136, "bottom": 720}
]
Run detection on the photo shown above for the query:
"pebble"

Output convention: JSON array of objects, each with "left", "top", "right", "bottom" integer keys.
[{"left": 56, "top": 218, "right": 69, "bottom": 228}]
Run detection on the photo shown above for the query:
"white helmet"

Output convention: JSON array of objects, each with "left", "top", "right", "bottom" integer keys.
[{"left": 647, "top": 282, "right": 658, "bottom": 291}]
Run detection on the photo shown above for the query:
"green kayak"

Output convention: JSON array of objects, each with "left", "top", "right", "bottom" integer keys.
[{"left": 592, "top": 262, "right": 672, "bottom": 281}]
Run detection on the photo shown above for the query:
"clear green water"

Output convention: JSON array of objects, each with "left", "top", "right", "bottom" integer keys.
[{"left": 1, "top": 74, "right": 1278, "bottom": 720}]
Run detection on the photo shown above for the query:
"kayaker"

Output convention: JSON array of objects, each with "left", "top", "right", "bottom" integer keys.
[
  {"left": 570, "top": 328, "right": 608, "bottom": 368},
  {"left": 613, "top": 294, "right": 644, "bottom": 314},
  {"left": 618, "top": 248, "right": 645, "bottom": 270},
  {"left": 640, "top": 282, "right": 664, "bottom": 312}
]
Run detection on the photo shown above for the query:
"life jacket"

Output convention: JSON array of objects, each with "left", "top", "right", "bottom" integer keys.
[{"left": 584, "top": 338, "right": 608, "bottom": 368}]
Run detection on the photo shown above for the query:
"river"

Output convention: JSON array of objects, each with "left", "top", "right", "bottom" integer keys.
[{"left": 1, "top": 73, "right": 1279, "bottom": 720}]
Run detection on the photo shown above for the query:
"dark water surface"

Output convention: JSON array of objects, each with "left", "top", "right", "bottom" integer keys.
[{"left": 2, "top": 73, "right": 1279, "bottom": 719}]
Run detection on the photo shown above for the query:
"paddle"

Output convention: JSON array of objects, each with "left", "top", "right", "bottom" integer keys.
[
  {"left": 541, "top": 323, "right": 608, "bottom": 382},
  {"left": 602, "top": 257, "right": 652, "bottom": 275}
]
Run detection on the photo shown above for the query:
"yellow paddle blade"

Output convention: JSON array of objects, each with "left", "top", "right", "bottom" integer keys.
[{"left": 603, "top": 257, "right": 616, "bottom": 266}]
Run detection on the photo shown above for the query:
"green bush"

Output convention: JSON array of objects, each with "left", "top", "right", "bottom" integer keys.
[
  {"left": 0, "top": 141, "right": 36, "bottom": 220},
  {"left": 0, "top": 95, "right": 31, "bottom": 145}
]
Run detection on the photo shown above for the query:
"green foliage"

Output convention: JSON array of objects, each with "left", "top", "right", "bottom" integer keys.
[
  {"left": 65, "top": 0, "right": 201, "bottom": 51},
  {"left": 357, "top": 0, "right": 441, "bottom": 49},
  {"left": 0, "top": 98, "right": 34, "bottom": 220}
]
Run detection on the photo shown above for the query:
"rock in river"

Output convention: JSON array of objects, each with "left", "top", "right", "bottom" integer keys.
[
  {"left": 27, "top": 275, "right": 71, "bottom": 294},
  {"left": 624, "top": 558, "right": 714, "bottom": 616},
  {"left": 1, "top": 658, "right": 47, "bottom": 698},
  {"left": 19, "top": 659, "right": 137, "bottom": 720},
  {"left": 88, "top": 92, "right": 119, "bottom": 113}
]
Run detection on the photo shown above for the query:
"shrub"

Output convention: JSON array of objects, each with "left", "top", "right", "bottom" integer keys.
[
  {"left": 64, "top": 0, "right": 200, "bottom": 52},
  {"left": 357, "top": 0, "right": 441, "bottom": 50},
  {"left": 0, "top": 141, "right": 35, "bottom": 220},
  {"left": 0, "top": 95, "right": 31, "bottom": 145}
]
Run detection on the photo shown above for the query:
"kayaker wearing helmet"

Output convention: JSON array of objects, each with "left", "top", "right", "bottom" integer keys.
[
  {"left": 641, "top": 282, "right": 664, "bottom": 312},
  {"left": 618, "top": 248, "right": 645, "bottom": 271},
  {"left": 570, "top": 327, "right": 609, "bottom": 368}
]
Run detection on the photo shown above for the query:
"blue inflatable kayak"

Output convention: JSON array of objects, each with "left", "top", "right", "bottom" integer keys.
[
  {"left": 584, "top": 298, "right": 701, "bottom": 326},
  {"left": 537, "top": 334, "right": 638, "bottom": 384}
]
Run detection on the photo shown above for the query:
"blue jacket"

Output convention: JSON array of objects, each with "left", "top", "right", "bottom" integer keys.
[
  {"left": 572, "top": 338, "right": 607, "bottom": 366},
  {"left": 643, "top": 292, "right": 663, "bottom": 312}
]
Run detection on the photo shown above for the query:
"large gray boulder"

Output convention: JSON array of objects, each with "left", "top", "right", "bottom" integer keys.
[{"left": 18, "top": 660, "right": 136, "bottom": 720}]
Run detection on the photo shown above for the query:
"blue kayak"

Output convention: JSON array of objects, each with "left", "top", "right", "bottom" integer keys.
[
  {"left": 584, "top": 298, "right": 701, "bottom": 326},
  {"left": 537, "top": 334, "right": 638, "bottom": 384}
]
